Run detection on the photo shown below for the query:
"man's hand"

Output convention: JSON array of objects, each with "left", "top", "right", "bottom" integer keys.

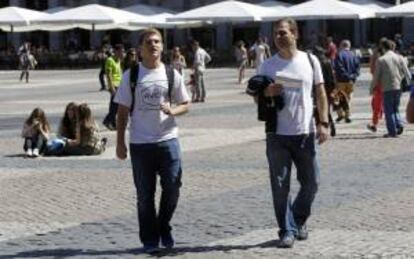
[
  {"left": 264, "top": 83, "right": 283, "bottom": 97},
  {"left": 116, "top": 142, "right": 127, "bottom": 160},
  {"left": 161, "top": 102, "right": 173, "bottom": 115},
  {"left": 316, "top": 125, "right": 329, "bottom": 145}
]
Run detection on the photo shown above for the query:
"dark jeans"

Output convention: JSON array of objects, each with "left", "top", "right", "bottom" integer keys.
[
  {"left": 383, "top": 89, "right": 402, "bottom": 136},
  {"left": 99, "top": 69, "right": 106, "bottom": 90},
  {"left": 130, "top": 138, "right": 182, "bottom": 246},
  {"left": 23, "top": 135, "right": 45, "bottom": 152},
  {"left": 103, "top": 90, "right": 118, "bottom": 127},
  {"left": 266, "top": 133, "right": 320, "bottom": 237}
]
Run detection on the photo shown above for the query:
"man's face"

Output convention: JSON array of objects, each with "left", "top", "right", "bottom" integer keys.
[
  {"left": 115, "top": 48, "right": 124, "bottom": 59},
  {"left": 274, "top": 22, "right": 296, "bottom": 50},
  {"left": 140, "top": 33, "right": 163, "bottom": 61}
]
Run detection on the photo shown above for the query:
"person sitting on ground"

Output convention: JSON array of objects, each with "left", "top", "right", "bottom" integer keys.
[
  {"left": 63, "top": 103, "right": 107, "bottom": 156},
  {"left": 58, "top": 102, "right": 79, "bottom": 140},
  {"left": 21, "top": 107, "right": 51, "bottom": 157}
]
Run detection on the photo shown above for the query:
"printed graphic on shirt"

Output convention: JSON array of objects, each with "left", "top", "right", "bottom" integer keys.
[{"left": 137, "top": 80, "right": 168, "bottom": 111}]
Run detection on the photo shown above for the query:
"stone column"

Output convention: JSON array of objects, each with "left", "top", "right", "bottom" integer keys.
[
  {"left": 216, "top": 23, "right": 232, "bottom": 51},
  {"left": 48, "top": 0, "right": 63, "bottom": 51},
  {"left": 10, "top": 0, "right": 24, "bottom": 51},
  {"left": 402, "top": 18, "right": 414, "bottom": 48}
]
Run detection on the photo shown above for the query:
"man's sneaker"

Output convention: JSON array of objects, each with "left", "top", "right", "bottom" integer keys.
[
  {"left": 277, "top": 233, "right": 295, "bottom": 248},
  {"left": 25, "top": 149, "right": 33, "bottom": 157},
  {"left": 345, "top": 117, "right": 352, "bottom": 123},
  {"left": 143, "top": 244, "right": 160, "bottom": 254},
  {"left": 32, "top": 148, "right": 39, "bottom": 157},
  {"left": 335, "top": 116, "right": 344, "bottom": 123},
  {"left": 296, "top": 225, "right": 308, "bottom": 241},
  {"left": 161, "top": 232, "right": 175, "bottom": 248},
  {"left": 101, "top": 137, "right": 108, "bottom": 150},
  {"left": 397, "top": 126, "right": 404, "bottom": 135},
  {"left": 366, "top": 124, "right": 377, "bottom": 133},
  {"left": 383, "top": 133, "right": 397, "bottom": 138}
]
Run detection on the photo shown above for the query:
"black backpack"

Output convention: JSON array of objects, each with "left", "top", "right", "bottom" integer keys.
[{"left": 129, "top": 63, "right": 175, "bottom": 115}]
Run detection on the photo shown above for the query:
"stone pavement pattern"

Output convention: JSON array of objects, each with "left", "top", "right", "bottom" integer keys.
[{"left": 0, "top": 68, "right": 413, "bottom": 258}]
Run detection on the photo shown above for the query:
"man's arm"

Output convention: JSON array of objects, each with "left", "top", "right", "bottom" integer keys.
[
  {"left": 116, "top": 104, "right": 129, "bottom": 160},
  {"left": 161, "top": 102, "right": 189, "bottom": 116},
  {"left": 316, "top": 83, "right": 329, "bottom": 144}
]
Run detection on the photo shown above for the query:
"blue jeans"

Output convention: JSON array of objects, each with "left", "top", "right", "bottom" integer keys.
[
  {"left": 383, "top": 89, "right": 402, "bottom": 136},
  {"left": 266, "top": 133, "right": 320, "bottom": 237},
  {"left": 130, "top": 138, "right": 182, "bottom": 246}
]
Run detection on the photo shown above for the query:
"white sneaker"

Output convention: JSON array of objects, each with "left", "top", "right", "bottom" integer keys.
[
  {"left": 32, "top": 148, "right": 39, "bottom": 157},
  {"left": 26, "top": 149, "right": 33, "bottom": 157}
]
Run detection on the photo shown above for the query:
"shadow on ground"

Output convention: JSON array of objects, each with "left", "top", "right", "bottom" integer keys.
[{"left": 0, "top": 240, "right": 280, "bottom": 258}]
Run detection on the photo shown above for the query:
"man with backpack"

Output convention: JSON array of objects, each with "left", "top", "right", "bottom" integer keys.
[
  {"left": 114, "top": 28, "right": 190, "bottom": 254},
  {"left": 255, "top": 18, "right": 328, "bottom": 248}
]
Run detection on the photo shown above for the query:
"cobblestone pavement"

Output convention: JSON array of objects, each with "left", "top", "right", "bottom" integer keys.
[{"left": 0, "top": 68, "right": 413, "bottom": 258}]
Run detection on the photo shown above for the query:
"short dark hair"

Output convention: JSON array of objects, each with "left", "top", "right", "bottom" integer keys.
[
  {"left": 381, "top": 39, "right": 392, "bottom": 51},
  {"left": 114, "top": 44, "right": 124, "bottom": 51},
  {"left": 139, "top": 28, "right": 163, "bottom": 46},
  {"left": 273, "top": 18, "right": 299, "bottom": 38}
]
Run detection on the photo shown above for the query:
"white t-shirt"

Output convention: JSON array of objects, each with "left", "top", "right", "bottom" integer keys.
[
  {"left": 258, "top": 51, "right": 324, "bottom": 135},
  {"left": 114, "top": 63, "right": 190, "bottom": 144},
  {"left": 193, "top": 47, "right": 211, "bottom": 73}
]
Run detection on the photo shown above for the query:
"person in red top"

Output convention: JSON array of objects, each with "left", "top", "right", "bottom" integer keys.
[{"left": 325, "top": 36, "right": 337, "bottom": 62}]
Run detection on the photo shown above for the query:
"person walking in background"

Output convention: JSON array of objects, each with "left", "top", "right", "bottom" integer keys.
[
  {"left": 115, "top": 28, "right": 190, "bottom": 254},
  {"left": 235, "top": 40, "right": 248, "bottom": 84},
  {"left": 256, "top": 18, "right": 328, "bottom": 248},
  {"left": 367, "top": 38, "right": 387, "bottom": 133},
  {"left": 97, "top": 46, "right": 110, "bottom": 91},
  {"left": 19, "top": 49, "right": 37, "bottom": 83},
  {"left": 21, "top": 107, "right": 51, "bottom": 157},
  {"left": 313, "top": 46, "right": 337, "bottom": 136},
  {"left": 191, "top": 40, "right": 211, "bottom": 103},
  {"left": 122, "top": 48, "right": 137, "bottom": 72},
  {"left": 325, "top": 36, "right": 337, "bottom": 63},
  {"left": 333, "top": 39, "right": 360, "bottom": 123},
  {"left": 254, "top": 37, "right": 271, "bottom": 74},
  {"left": 103, "top": 44, "right": 124, "bottom": 131},
  {"left": 371, "top": 39, "right": 411, "bottom": 138},
  {"left": 171, "top": 46, "right": 187, "bottom": 75}
]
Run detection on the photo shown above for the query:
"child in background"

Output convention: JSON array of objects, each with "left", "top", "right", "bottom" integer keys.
[
  {"left": 186, "top": 73, "right": 196, "bottom": 102},
  {"left": 21, "top": 107, "right": 50, "bottom": 157}
]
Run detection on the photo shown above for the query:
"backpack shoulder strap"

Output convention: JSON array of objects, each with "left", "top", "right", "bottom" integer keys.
[
  {"left": 129, "top": 63, "right": 140, "bottom": 115},
  {"left": 165, "top": 64, "right": 175, "bottom": 101},
  {"left": 307, "top": 52, "right": 316, "bottom": 99}
]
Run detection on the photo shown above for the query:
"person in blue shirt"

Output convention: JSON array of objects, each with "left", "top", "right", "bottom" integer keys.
[{"left": 333, "top": 40, "right": 360, "bottom": 123}]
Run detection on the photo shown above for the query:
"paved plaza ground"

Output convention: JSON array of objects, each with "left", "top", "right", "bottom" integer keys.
[{"left": 0, "top": 67, "right": 414, "bottom": 258}]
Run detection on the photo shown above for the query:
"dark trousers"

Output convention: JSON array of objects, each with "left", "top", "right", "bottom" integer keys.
[
  {"left": 130, "top": 139, "right": 182, "bottom": 246},
  {"left": 266, "top": 133, "right": 319, "bottom": 237},
  {"left": 23, "top": 135, "right": 45, "bottom": 152},
  {"left": 383, "top": 89, "right": 402, "bottom": 136},
  {"left": 103, "top": 90, "right": 118, "bottom": 127},
  {"left": 99, "top": 69, "right": 106, "bottom": 90}
]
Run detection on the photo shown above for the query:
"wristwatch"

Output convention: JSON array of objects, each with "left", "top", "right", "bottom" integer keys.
[{"left": 318, "top": 122, "right": 329, "bottom": 128}]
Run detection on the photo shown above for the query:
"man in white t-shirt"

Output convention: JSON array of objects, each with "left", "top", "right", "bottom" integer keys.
[
  {"left": 257, "top": 18, "right": 329, "bottom": 248},
  {"left": 115, "top": 28, "right": 190, "bottom": 254},
  {"left": 254, "top": 37, "right": 271, "bottom": 74},
  {"left": 192, "top": 40, "right": 211, "bottom": 102}
]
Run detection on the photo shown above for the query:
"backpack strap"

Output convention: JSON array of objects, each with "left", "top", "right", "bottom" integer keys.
[
  {"left": 165, "top": 64, "right": 175, "bottom": 102},
  {"left": 129, "top": 64, "right": 139, "bottom": 116},
  {"left": 307, "top": 52, "right": 321, "bottom": 124}
]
